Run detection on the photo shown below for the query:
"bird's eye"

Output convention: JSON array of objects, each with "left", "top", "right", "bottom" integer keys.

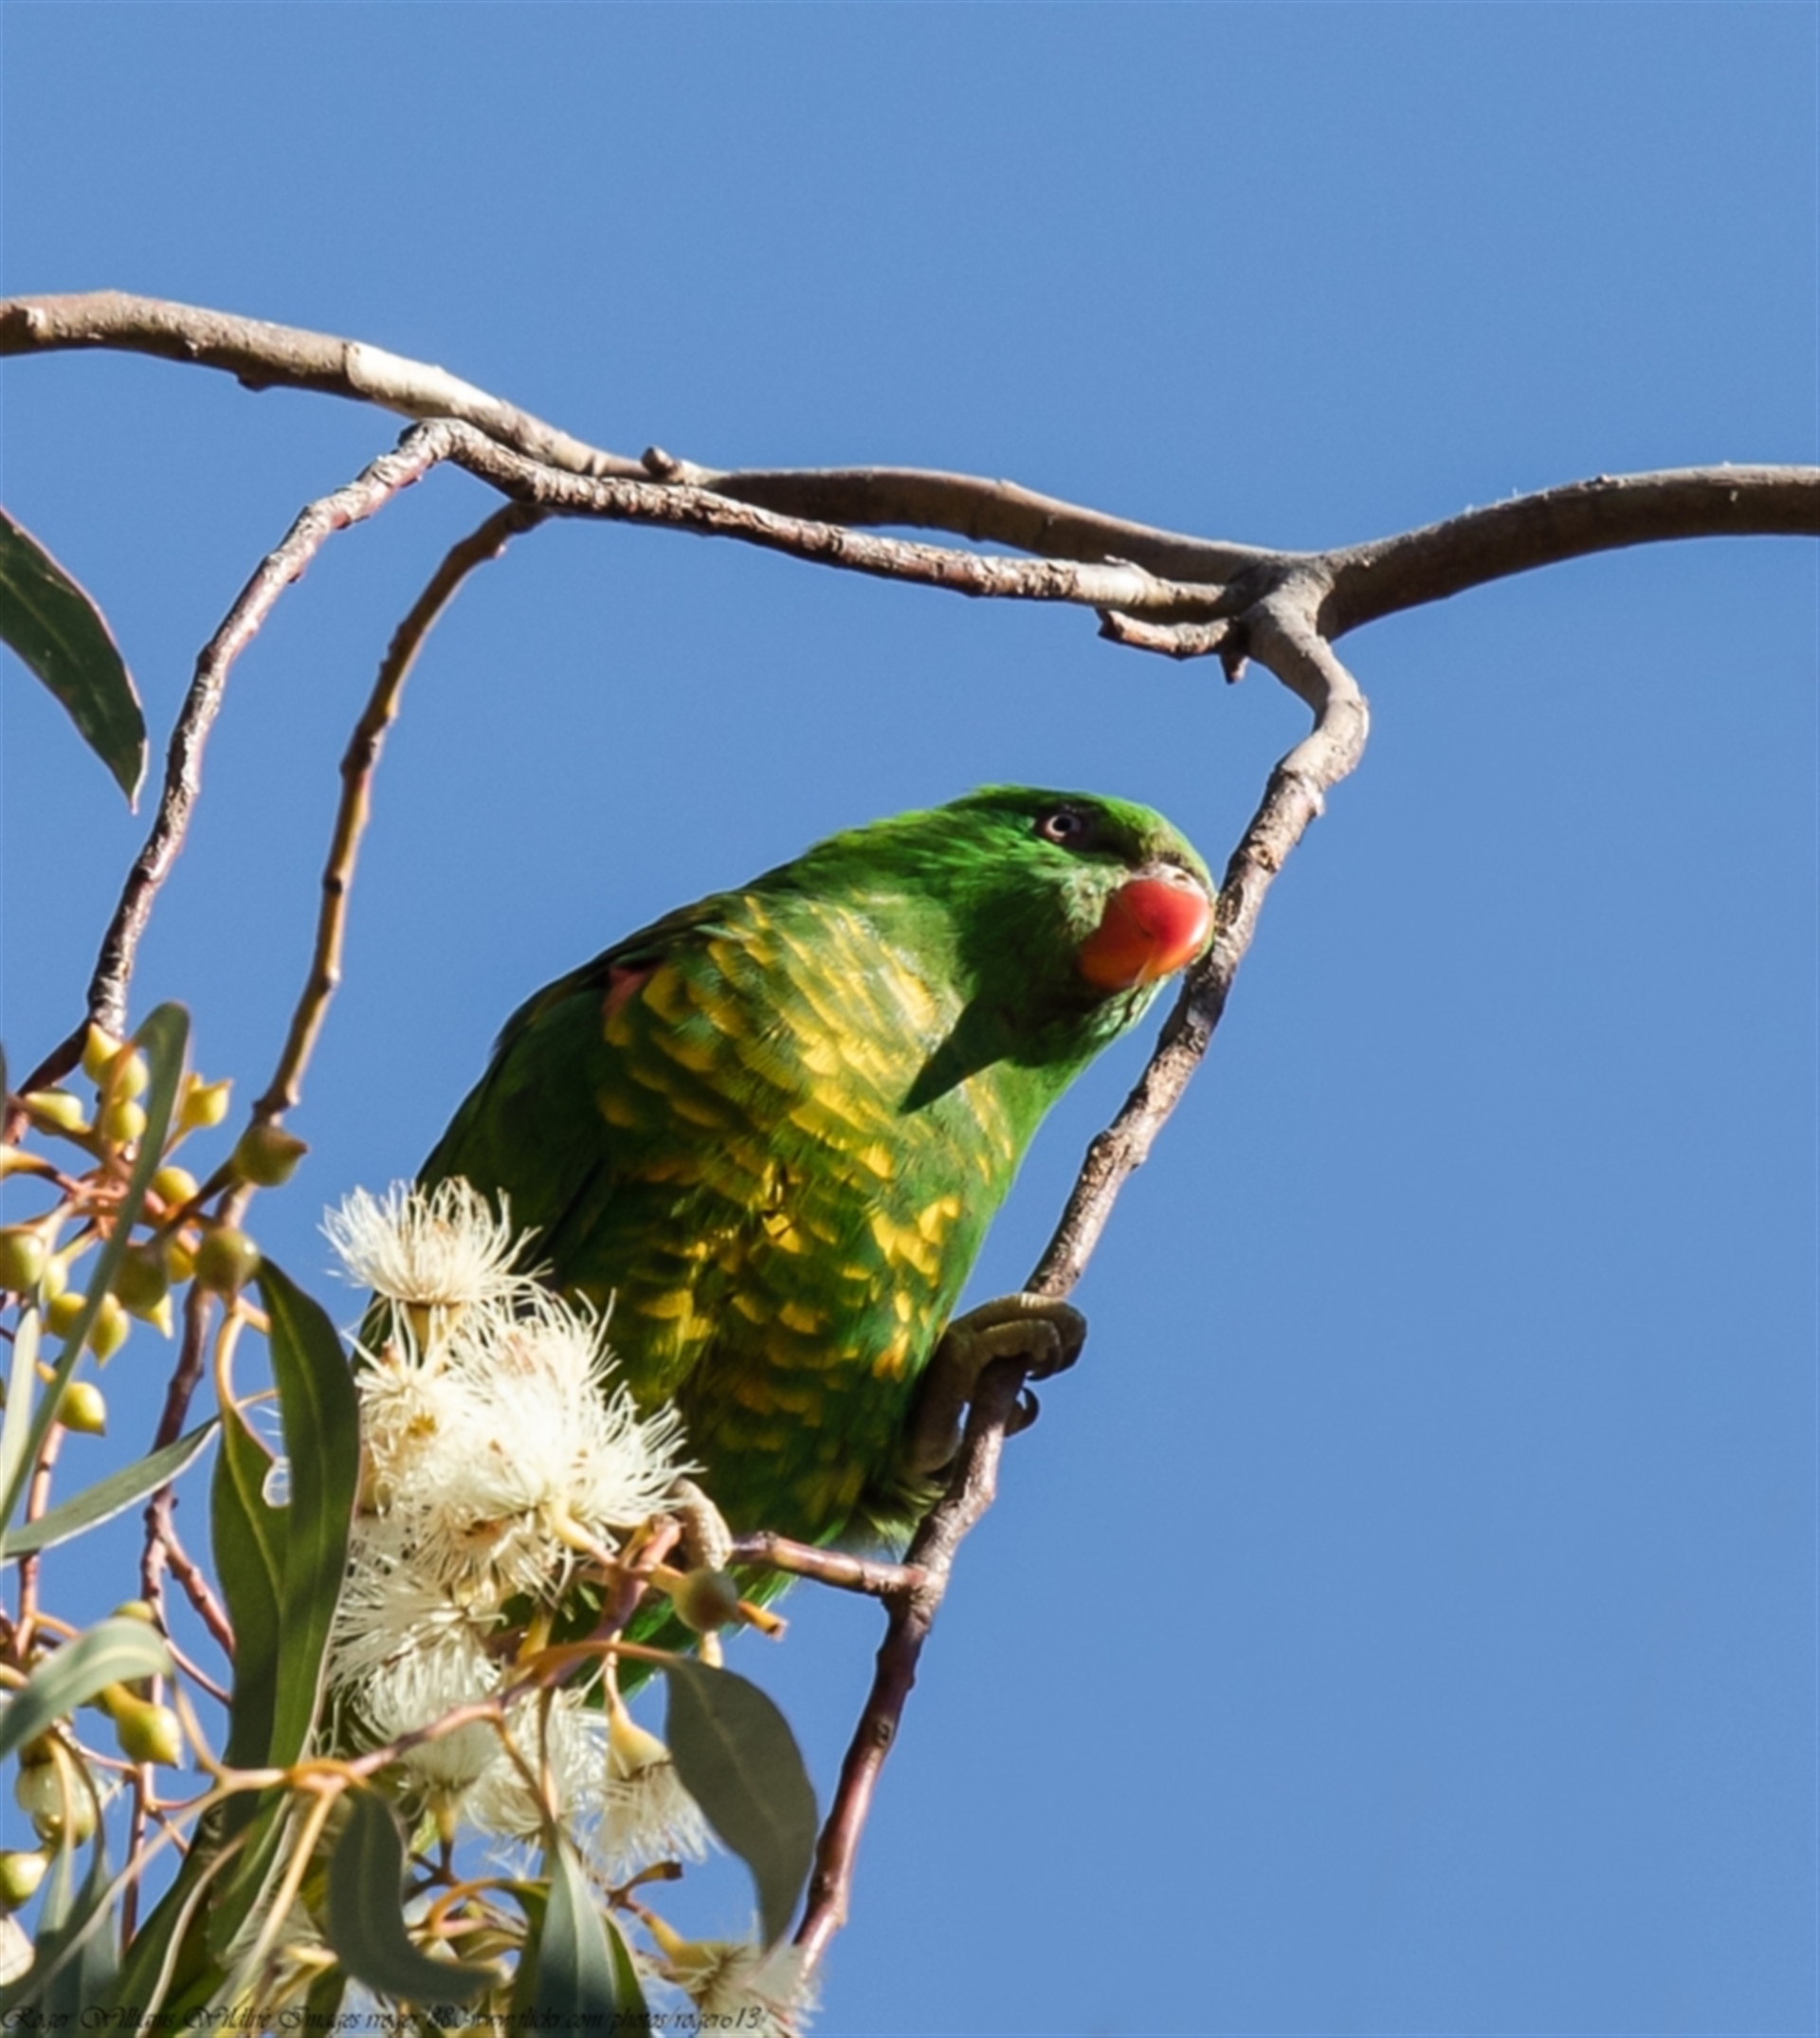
[{"left": 1037, "top": 807, "right": 1091, "bottom": 847}]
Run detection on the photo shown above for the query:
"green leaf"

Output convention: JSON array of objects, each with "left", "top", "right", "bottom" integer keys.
[
  {"left": 324, "top": 1790, "right": 494, "bottom": 2005},
  {"left": 523, "top": 1835, "right": 636, "bottom": 2018},
  {"left": 201, "top": 1262, "right": 359, "bottom": 1959},
  {"left": 256, "top": 1261, "right": 360, "bottom": 1769},
  {"left": 0, "top": 1615, "right": 171, "bottom": 1764},
  {"left": 663, "top": 1659, "right": 818, "bottom": 1947},
  {"left": 1, "top": 1419, "right": 218, "bottom": 1559},
  {"left": 0, "top": 506, "right": 145, "bottom": 804},
  {"left": 0, "top": 1308, "right": 44, "bottom": 1555},
  {"left": 212, "top": 1404, "right": 284, "bottom": 1771},
  {"left": 0, "top": 1003, "right": 190, "bottom": 1544}
]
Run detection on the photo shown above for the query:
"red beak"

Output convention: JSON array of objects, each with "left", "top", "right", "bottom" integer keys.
[{"left": 1076, "top": 867, "right": 1214, "bottom": 992}]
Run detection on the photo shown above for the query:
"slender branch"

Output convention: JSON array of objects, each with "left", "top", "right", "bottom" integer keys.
[
  {"left": 253, "top": 500, "right": 548, "bottom": 1122},
  {"left": 726, "top": 1534, "right": 926, "bottom": 1600},
  {"left": 687, "top": 462, "right": 1266, "bottom": 582},
  {"left": 795, "top": 1356, "right": 1024, "bottom": 1977},
  {"left": 1031, "top": 577, "right": 1370, "bottom": 1298},
  {"left": 0, "top": 290, "right": 638, "bottom": 480},
  {"left": 417, "top": 420, "right": 1230, "bottom": 619},
  {"left": 82, "top": 428, "right": 454, "bottom": 1043}
]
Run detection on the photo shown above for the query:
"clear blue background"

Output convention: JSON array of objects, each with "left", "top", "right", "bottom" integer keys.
[{"left": 3, "top": 8, "right": 1815, "bottom": 2032}]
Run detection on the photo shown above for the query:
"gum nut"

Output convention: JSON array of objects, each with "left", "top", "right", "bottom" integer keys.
[{"left": 230, "top": 1123, "right": 307, "bottom": 1188}]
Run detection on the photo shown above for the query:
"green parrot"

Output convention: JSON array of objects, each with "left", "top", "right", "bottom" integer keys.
[{"left": 422, "top": 786, "right": 1213, "bottom": 1556}]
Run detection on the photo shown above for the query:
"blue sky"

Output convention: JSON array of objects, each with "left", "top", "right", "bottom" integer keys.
[{"left": 2, "top": 7, "right": 1816, "bottom": 2032}]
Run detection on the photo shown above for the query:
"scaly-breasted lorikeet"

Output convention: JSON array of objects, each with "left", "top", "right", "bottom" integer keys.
[{"left": 423, "top": 787, "right": 1213, "bottom": 1553}]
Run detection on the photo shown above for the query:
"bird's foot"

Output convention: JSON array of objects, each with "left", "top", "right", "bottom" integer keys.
[
  {"left": 666, "top": 1475, "right": 735, "bottom": 1574},
  {"left": 903, "top": 1292, "right": 1087, "bottom": 1479}
]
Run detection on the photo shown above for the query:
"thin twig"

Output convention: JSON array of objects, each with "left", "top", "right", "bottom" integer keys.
[
  {"left": 726, "top": 1534, "right": 926, "bottom": 1599},
  {"left": 254, "top": 500, "right": 548, "bottom": 1122},
  {"left": 142, "top": 1282, "right": 220, "bottom": 1637},
  {"left": 794, "top": 1356, "right": 1024, "bottom": 1976},
  {"left": 1030, "top": 579, "right": 1369, "bottom": 1299},
  {"left": 154, "top": 1515, "right": 235, "bottom": 1660},
  {"left": 82, "top": 429, "right": 456, "bottom": 1044},
  {"left": 414, "top": 420, "right": 1230, "bottom": 620}
]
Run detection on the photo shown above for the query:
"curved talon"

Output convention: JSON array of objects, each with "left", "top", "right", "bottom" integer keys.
[
  {"left": 1008, "top": 1387, "right": 1042, "bottom": 1437},
  {"left": 667, "top": 1475, "right": 734, "bottom": 1574},
  {"left": 902, "top": 1292, "right": 1086, "bottom": 1479}
]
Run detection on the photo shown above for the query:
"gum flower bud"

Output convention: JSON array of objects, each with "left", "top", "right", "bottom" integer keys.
[
  {"left": 231, "top": 1122, "right": 308, "bottom": 1188},
  {"left": 46, "top": 1290, "right": 85, "bottom": 1337},
  {"left": 106, "top": 1048, "right": 151, "bottom": 1101},
  {"left": 0, "top": 1228, "right": 48, "bottom": 1293},
  {"left": 178, "top": 1075, "right": 232, "bottom": 1133},
  {"left": 113, "top": 1599, "right": 157, "bottom": 1624},
  {"left": 193, "top": 1226, "right": 261, "bottom": 1294},
  {"left": 89, "top": 1294, "right": 129, "bottom": 1361},
  {"left": 57, "top": 1380, "right": 107, "bottom": 1434},
  {"left": 114, "top": 1243, "right": 171, "bottom": 1317},
  {"left": 110, "top": 1696, "right": 183, "bottom": 1768},
  {"left": 23, "top": 1090, "right": 88, "bottom": 1136},
  {"left": 670, "top": 1566, "right": 743, "bottom": 1635},
  {"left": 0, "top": 1852, "right": 47, "bottom": 1913},
  {"left": 81, "top": 1026, "right": 122, "bottom": 1083},
  {"left": 151, "top": 1164, "right": 199, "bottom": 1210},
  {"left": 101, "top": 1098, "right": 148, "bottom": 1150},
  {"left": 164, "top": 1236, "right": 197, "bottom": 1283},
  {"left": 13, "top": 1756, "right": 95, "bottom": 1847}
]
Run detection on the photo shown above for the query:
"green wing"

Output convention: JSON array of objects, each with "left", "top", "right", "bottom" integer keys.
[{"left": 424, "top": 885, "right": 1019, "bottom": 1541}]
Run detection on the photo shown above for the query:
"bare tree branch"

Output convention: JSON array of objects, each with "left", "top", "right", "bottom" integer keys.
[
  {"left": 0, "top": 289, "right": 638, "bottom": 480},
  {"left": 81, "top": 429, "right": 451, "bottom": 1043},
  {"left": 795, "top": 1355, "right": 1025, "bottom": 1977},
  {"left": 1032, "top": 581, "right": 1370, "bottom": 1297},
  {"left": 417, "top": 419, "right": 1231, "bottom": 617},
  {"left": 253, "top": 500, "right": 548, "bottom": 1123},
  {"left": 1320, "top": 465, "right": 1820, "bottom": 635}
]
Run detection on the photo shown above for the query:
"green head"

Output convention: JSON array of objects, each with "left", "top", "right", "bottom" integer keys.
[{"left": 761, "top": 785, "right": 1216, "bottom": 1113}]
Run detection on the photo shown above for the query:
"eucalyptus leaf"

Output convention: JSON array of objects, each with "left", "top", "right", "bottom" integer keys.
[
  {"left": 0, "top": 1615, "right": 171, "bottom": 1763},
  {"left": 524, "top": 1835, "right": 634, "bottom": 2018},
  {"left": 663, "top": 1658, "right": 818, "bottom": 1947},
  {"left": 325, "top": 1791, "right": 494, "bottom": 2005},
  {"left": 0, "top": 1003, "right": 190, "bottom": 1541},
  {"left": 2, "top": 1419, "right": 218, "bottom": 1559},
  {"left": 212, "top": 1404, "right": 283, "bottom": 1771},
  {"left": 0, "top": 506, "right": 146, "bottom": 803},
  {"left": 256, "top": 1261, "right": 359, "bottom": 1769}
]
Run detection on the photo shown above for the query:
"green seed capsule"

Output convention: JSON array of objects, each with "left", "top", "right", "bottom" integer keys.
[
  {"left": 193, "top": 1226, "right": 261, "bottom": 1294},
  {"left": 114, "top": 1242, "right": 171, "bottom": 1316},
  {"left": 230, "top": 1123, "right": 308, "bottom": 1188},
  {"left": 670, "top": 1566, "right": 744, "bottom": 1634}
]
